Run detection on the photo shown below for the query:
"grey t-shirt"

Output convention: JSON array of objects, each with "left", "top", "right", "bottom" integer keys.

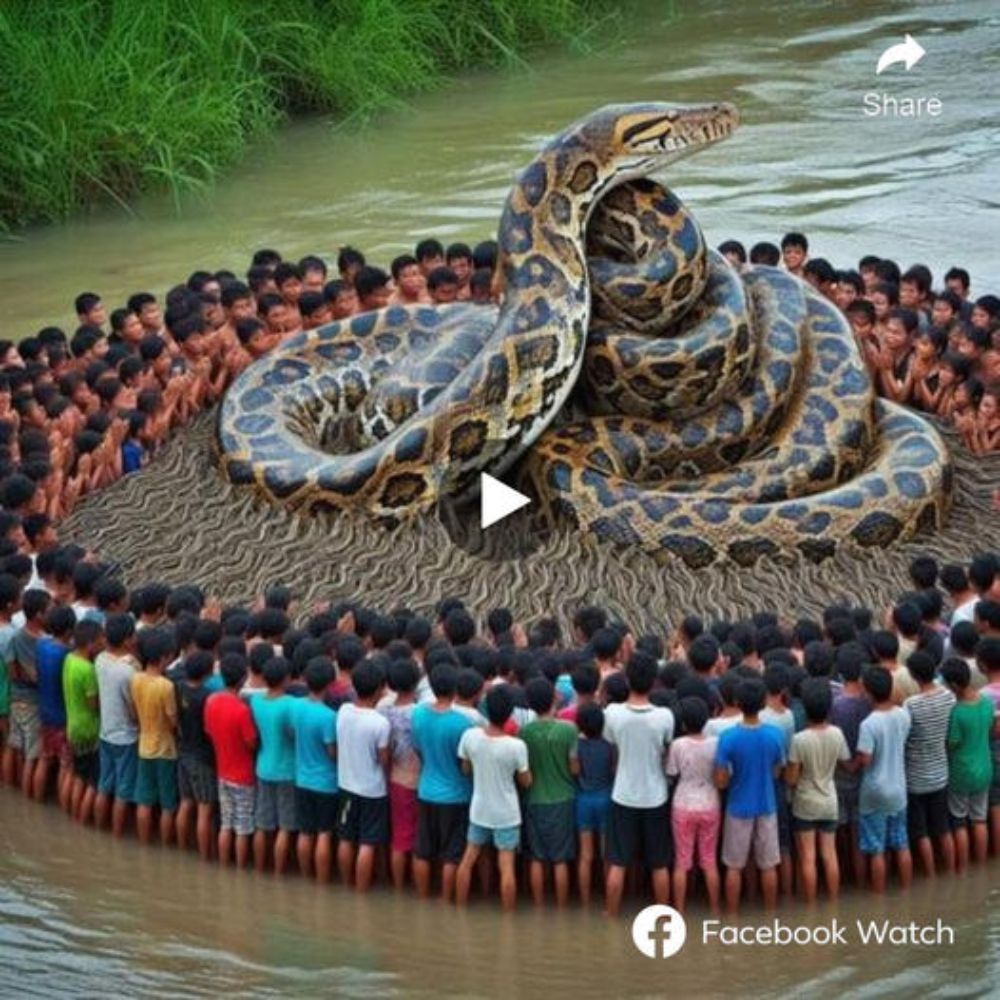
[
  {"left": 96, "top": 651, "right": 140, "bottom": 745},
  {"left": 9, "top": 628, "right": 39, "bottom": 702},
  {"left": 858, "top": 707, "right": 911, "bottom": 814}
]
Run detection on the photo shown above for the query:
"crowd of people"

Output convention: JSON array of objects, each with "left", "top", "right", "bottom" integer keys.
[
  {"left": 719, "top": 236, "right": 1000, "bottom": 453},
  {"left": 1, "top": 536, "right": 999, "bottom": 915},
  {"left": 0, "top": 229, "right": 996, "bottom": 539}
]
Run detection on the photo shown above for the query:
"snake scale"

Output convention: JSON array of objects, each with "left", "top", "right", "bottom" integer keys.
[{"left": 217, "top": 102, "right": 952, "bottom": 567}]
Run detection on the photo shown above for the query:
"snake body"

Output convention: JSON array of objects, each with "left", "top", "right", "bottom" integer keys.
[{"left": 218, "top": 101, "right": 952, "bottom": 566}]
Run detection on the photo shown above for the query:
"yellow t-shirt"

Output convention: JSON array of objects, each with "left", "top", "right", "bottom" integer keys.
[{"left": 130, "top": 671, "right": 178, "bottom": 759}]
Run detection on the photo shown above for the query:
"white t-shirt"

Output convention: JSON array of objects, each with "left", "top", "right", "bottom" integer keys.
[
  {"left": 704, "top": 714, "right": 743, "bottom": 738},
  {"left": 458, "top": 727, "right": 528, "bottom": 829},
  {"left": 336, "top": 703, "right": 391, "bottom": 798},
  {"left": 603, "top": 702, "right": 674, "bottom": 808}
]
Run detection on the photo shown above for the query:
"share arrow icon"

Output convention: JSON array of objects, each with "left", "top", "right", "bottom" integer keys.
[
  {"left": 480, "top": 472, "right": 531, "bottom": 529},
  {"left": 875, "top": 34, "right": 926, "bottom": 75}
]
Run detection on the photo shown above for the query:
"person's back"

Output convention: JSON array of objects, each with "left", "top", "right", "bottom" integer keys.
[
  {"left": 63, "top": 650, "right": 99, "bottom": 752},
  {"left": 858, "top": 702, "right": 910, "bottom": 815},
  {"left": 293, "top": 696, "right": 338, "bottom": 794},
  {"left": 519, "top": 715, "right": 577, "bottom": 805},
  {"left": 204, "top": 688, "right": 256, "bottom": 787},
  {"left": 411, "top": 701, "right": 472, "bottom": 804},
  {"left": 668, "top": 732, "right": 719, "bottom": 813},
  {"left": 603, "top": 700, "right": 673, "bottom": 808},
  {"left": 830, "top": 689, "right": 871, "bottom": 755},
  {"left": 132, "top": 670, "right": 177, "bottom": 759},
  {"left": 576, "top": 730, "right": 613, "bottom": 795},
  {"left": 716, "top": 721, "right": 785, "bottom": 818},
  {"left": 903, "top": 685, "right": 955, "bottom": 794},
  {"left": 337, "top": 701, "right": 390, "bottom": 798},
  {"left": 95, "top": 649, "right": 139, "bottom": 746},
  {"left": 250, "top": 689, "right": 296, "bottom": 783},
  {"left": 36, "top": 636, "right": 68, "bottom": 731},
  {"left": 175, "top": 678, "right": 215, "bottom": 768},
  {"left": 789, "top": 723, "right": 849, "bottom": 820}
]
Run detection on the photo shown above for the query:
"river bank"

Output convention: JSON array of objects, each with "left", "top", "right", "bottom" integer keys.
[{"left": 0, "top": 0, "right": 613, "bottom": 229}]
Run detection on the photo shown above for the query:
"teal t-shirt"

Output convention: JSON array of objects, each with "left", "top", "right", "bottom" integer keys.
[
  {"left": 251, "top": 694, "right": 297, "bottom": 782},
  {"left": 947, "top": 695, "right": 994, "bottom": 795},
  {"left": 293, "top": 698, "right": 338, "bottom": 793},
  {"left": 411, "top": 704, "right": 473, "bottom": 804}
]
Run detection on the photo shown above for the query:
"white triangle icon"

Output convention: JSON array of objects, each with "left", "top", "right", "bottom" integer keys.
[{"left": 480, "top": 472, "right": 531, "bottom": 529}]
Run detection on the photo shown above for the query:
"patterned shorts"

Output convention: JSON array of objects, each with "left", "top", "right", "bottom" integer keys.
[
  {"left": 218, "top": 780, "right": 255, "bottom": 836},
  {"left": 859, "top": 807, "right": 909, "bottom": 854},
  {"left": 9, "top": 701, "right": 41, "bottom": 760},
  {"left": 178, "top": 757, "right": 218, "bottom": 805}
]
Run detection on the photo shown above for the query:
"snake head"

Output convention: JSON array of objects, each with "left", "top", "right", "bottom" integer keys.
[{"left": 608, "top": 102, "right": 740, "bottom": 168}]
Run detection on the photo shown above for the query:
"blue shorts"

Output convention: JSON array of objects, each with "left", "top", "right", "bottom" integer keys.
[
  {"left": 575, "top": 789, "right": 611, "bottom": 833},
  {"left": 98, "top": 740, "right": 138, "bottom": 802},
  {"left": 467, "top": 821, "right": 520, "bottom": 851},
  {"left": 859, "top": 808, "right": 908, "bottom": 854}
]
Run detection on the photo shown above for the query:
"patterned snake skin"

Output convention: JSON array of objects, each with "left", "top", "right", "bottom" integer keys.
[{"left": 217, "top": 102, "right": 952, "bottom": 567}]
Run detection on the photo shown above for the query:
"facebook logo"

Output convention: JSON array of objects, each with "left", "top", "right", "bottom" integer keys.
[{"left": 631, "top": 905, "right": 688, "bottom": 959}]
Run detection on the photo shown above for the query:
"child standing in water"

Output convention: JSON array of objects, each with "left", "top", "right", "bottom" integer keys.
[
  {"left": 667, "top": 697, "right": 721, "bottom": 912},
  {"left": 574, "top": 702, "right": 614, "bottom": 907}
]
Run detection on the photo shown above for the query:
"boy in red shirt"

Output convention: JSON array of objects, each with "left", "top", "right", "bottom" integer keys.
[{"left": 204, "top": 654, "right": 258, "bottom": 868}]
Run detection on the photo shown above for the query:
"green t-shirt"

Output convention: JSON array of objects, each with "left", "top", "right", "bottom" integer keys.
[
  {"left": 63, "top": 652, "right": 100, "bottom": 751},
  {"left": 519, "top": 718, "right": 577, "bottom": 804},
  {"left": 0, "top": 622, "right": 16, "bottom": 717},
  {"left": 947, "top": 695, "right": 994, "bottom": 795}
]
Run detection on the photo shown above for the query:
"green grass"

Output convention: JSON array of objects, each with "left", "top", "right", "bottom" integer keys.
[{"left": 0, "top": 0, "right": 614, "bottom": 229}]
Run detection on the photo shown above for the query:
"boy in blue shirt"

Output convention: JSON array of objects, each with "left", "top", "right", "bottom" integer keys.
[
  {"left": 292, "top": 658, "right": 338, "bottom": 882},
  {"left": 250, "top": 657, "right": 298, "bottom": 875},
  {"left": 411, "top": 664, "right": 473, "bottom": 902},
  {"left": 714, "top": 678, "right": 786, "bottom": 914},
  {"left": 35, "top": 605, "right": 76, "bottom": 807}
]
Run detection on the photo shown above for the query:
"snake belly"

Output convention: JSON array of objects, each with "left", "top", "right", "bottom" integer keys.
[{"left": 217, "top": 101, "right": 951, "bottom": 564}]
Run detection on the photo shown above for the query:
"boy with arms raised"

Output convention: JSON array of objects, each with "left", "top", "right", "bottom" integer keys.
[
  {"left": 63, "top": 619, "right": 105, "bottom": 825},
  {"left": 603, "top": 652, "right": 674, "bottom": 917},
  {"left": 856, "top": 666, "right": 913, "bottom": 892},
  {"left": 336, "top": 659, "right": 391, "bottom": 892},
  {"left": 456, "top": 684, "right": 532, "bottom": 910},
  {"left": 714, "top": 678, "right": 786, "bottom": 913},
  {"left": 519, "top": 675, "right": 579, "bottom": 907},
  {"left": 203, "top": 654, "right": 258, "bottom": 868},
  {"left": 293, "top": 658, "right": 338, "bottom": 882}
]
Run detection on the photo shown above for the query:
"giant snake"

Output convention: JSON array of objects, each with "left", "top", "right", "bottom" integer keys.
[{"left": 217, "top": 102, "right": 951, "bottom": 567}]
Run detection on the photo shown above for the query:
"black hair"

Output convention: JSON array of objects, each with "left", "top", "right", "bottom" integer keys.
[
  {"left": 387, "top": 657, "right": 419, "bottom": 694},
  {"left": 299, "top": 254, "right": 327, "bottom": 277},
  {"left": 390, "top": 254, "right": 419, "bottom": 281},
  {"left": 861, "top": 665, "right": 892, "bottom": 702},
  {"left": 678, "top": 695, "right": 709, "bottom": 735},
  {"left": 485, "top": 684, "right": 515, "bottom": 727},
  {"left": 352, "top": 658, "right": 385, "bottom": 698},
  {"left": 529, "top": 616, "right": 561, "bottom": 649},
  {"left": 590, "top": 626, "right": 621, "bottom": 660},
  {"left": 718, "top": 239, "right": 746, "bottom": 263},
  {"left": 804, "top": 257, "right": 836, "bottom": 283},
  {"left": 105, "top": 612, "right": 135, "bottom": 647},
  {"left": 246, "top": 265, "right": 274, "bottom": 294},
  {"left": 273, "top": 262, "right": 303, "bottom": 288},
  {"left": 574, "top": 700, "right": 603, "bottom": 739},
  {"left": 221, "top": 281, "right": 253, "bottom": 308},
  {"left": 74, "top": 292, "right": 102, "bottom": 316},
  {"left": 525, "top": 675, "right": 555, "bottom": 714},
  {"left": 940, "top": 657, "right": 971, "bottom": 691},
  {"left": 21, "top": 587, "right": 51, "bottom": 622},
  {"left": 456, "top": 667, "right": 484, "bottom": 701},
  {"left": 429, "top": 663, "right": 458, "bottom": 699},
  {"left": 184, "top": 650, "right": 215, "bottom": 682},
  {"left": 472, "top": 240, "right": 498, "bottom": 271},
  {"left": 602, "top": 671, "right": 629, "bottom": 704},
  {"left": 263, "top": 656, "right": 291, "bottom": 689},
  {"left": 220, "top": 653, "right": 248, "bottom": 689},
  {"left": 414, "top": 239, "right": 444, "bottom": 262},
  {"left": 45, "top": 604, "right": 77, "bottom": 639},
  {"left": 892, "top": 601, "right": 922, "bottom": 638},
  {"left": 573, "top": 605, "right": 608, "bottom": 640},
  {"left": 846, "top": 298, "right": 876, "bottom": 323},
  {"left": 736, "top": 677, "right": 767, "bottom": 715},
  {"left": 251, "top": 248, "right": 282, "bottom": 269},
  {"left": 944, "top": 266, "right": 970, "bottom": 292},
  {"left": 73, "top": 618, "right": 104, "bottom": 650},
  {"left": 443, "top": 608, "right": 476, "bottom": 646},
  {"left": 801, "top": 677, "right": 832, "bottom": 723},
  {"left": 874, "top": 259, "right": 901, "bottom": 285},
  {"left": 625, "top": 651, "right": 657, "bottom": 694},
  {"left": 888, "top": 307, "right": 919, "bottom": 335},
  {"left": 336, "top": 246, "right": 366, "bottom": 274},
  {"left": 355, "top": 266, "right": 389, "bottom": 299},
  {"left": 304, "top": 656, "right": 335, "bottom": 693},
  {"left": 869, "top": 630, "right": 900, "bottom": 661},
  {"left": 976, "top": 637, "right": 1000, "bottom": 674},
  {"left": 688, "top": 633, "right": 720, "bottom": 672},
  {"left": 900, "top": 267, "right": 931, "bottom": 296},
  {"left": 969, "top": 554, "right": 998, "bottom": 593},
  {"left": 906, "top": 650, "right": 936, "bottom": 686},
  {"left": 749, "top": 241, "right": 781, "bottom": 266},
  {"left": 137, "top": 626, "right": 175, "bottom": 667},
  {"left": 781, "top": 232, "right": 808, "bottom": 252}
]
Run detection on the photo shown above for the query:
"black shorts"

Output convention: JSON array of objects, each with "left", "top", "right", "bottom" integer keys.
[
  {"left": 415, "top": 801, "right": 469, "bottom": 863},
  {"left": 606, "top": 800, "right": 672, "bottom": 869},
  {"left": 337, "top": 790, "right": 389, "bottom": 845},
  {"left": 525, "top": 801, "right": 576, "bottom": 862},
  {"left": 907, "top": 787, "right": 951, "bottom": 840},
  {"left": 296, "top": 788, "right": 339, "bottom": 835},
  {"left": 73, "top": 749, "right": 100, "bottom": 787},
  {"left": 178, "top": 756, "right": 218, "bottom": 805}
]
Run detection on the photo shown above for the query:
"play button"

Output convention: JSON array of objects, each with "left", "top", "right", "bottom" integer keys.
[{"left": 480, "top": 472, "right": 531, "bottom": 528}]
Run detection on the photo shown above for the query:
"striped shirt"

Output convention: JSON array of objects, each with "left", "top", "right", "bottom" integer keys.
[{"left": 903, "top": 686, "right": 956, "bottom": 793}]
